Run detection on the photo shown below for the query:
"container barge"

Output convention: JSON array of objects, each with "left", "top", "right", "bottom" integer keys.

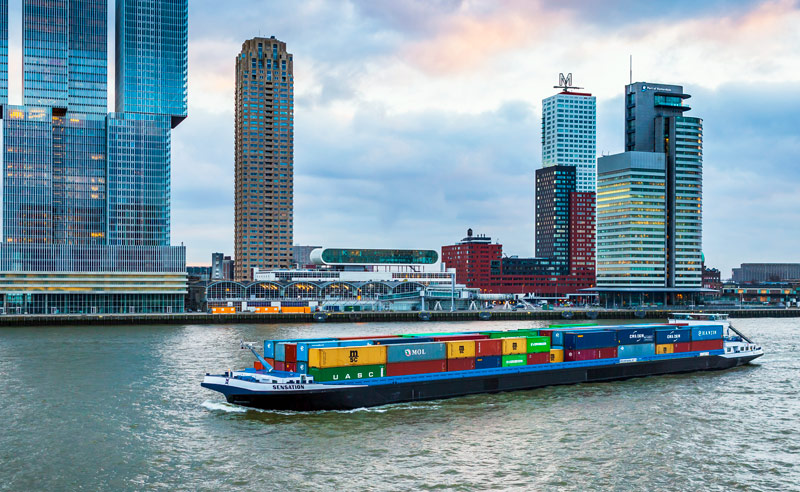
[{"left": 201, "top": 314, "right": 763, "bottom": 411}]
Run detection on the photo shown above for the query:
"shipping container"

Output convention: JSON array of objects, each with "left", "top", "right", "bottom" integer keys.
[
  {"left": 549, "top": 348, "right": 564, "bottom": 363},
  {"left": 690, "top": 339, "right": 724, "bottom": 351},
  {"left": 617, "top": 344, "right": 655, "bottom": 358},
  {"left": 655, "top": 343, "right": 674, "bottom": 354},
  {"left": 475, "top": 355, "right": 502, "bottom": 369},
  {"left": 285, "top": 362, "right": 296, "bottom": 373},
  {"left": 475, "top": 339, "right": 502, "bottom": 357},
  {"left": 654, "top": 328, "right": 691, "bottom": 344},
  {"left": 526, "top": 336, "right": 551, "bottom": 353},
  {"left": 309, "top": 364, "right": 386, "bottom": 382},
  {"left": 338, "top": 335, "right": 399, "bottom": 340},
  {"left": 563, "top": 330, "right": 617, "bottom": 350},
  {"left": 295, "top": 340, "right": 342, "bottom": 362},
  {"left": 386, "top": 360, "right": 446, "bottom": 376},
  {"left": 612, "top": 327, "right": 655, "bottom": 345},
  {"left": 487, "top": 329, "right": 539, "bottom": 339},
  {"left": 264, "top": 357, "right": 275, "bottom": 367},
  {"left": 501, "top": 354, "right": 528, "bottom": 367},
  {"left": 501, "top": 338, "right": 527, "bottom": 355},
  {"left": 673, "top": 342, "right": 692, "bottom": 353},
  {"left": 308, "top": 345, "right": 387, "bottom": 368},
  {"left": 447, "top": 358, "right": 476, "bottom": 371},
  {"left": 691, "top": 325, "right": 723, "bottom": 341},
  {"left": 265, "top": 338, "right": 336, "bottom": 359},
  {"left": 296, "top": 362, "right": 308, "bottom": 373},
  {"left": 254, "top": 361, "right": 264, "bottom": 370},
  {"left": 285, "top": 343, "right": 298, "bottom": 363},
  {"left": 548, "top": 323, "right": 598, "bottom": 329},
  {"left": 446, "top": 340, "right": 476, "bottom": 359},
  {"left": 564, "top": 349, "right": 599, "bottom": 361},
  {"left": 527, "top": 352, "right": 549, "bottom": 365},
  {"left": 386, "top": 342, "right": 446, "bottom": 363},
  {"left": 373, "top": 337, "right": 433, "bottom": 345},
  {"left": 597, "top": 347, "right": 618, "bottom": 359},
  {"left": 274, "top": 361, "right": 286, "bottom": 371}
]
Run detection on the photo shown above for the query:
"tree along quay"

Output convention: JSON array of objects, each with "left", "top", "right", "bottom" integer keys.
[{"left": 0, "top": 309, "right": 799, "bottom": 327}]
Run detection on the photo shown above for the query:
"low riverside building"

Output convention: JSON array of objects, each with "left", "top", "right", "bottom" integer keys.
[
  {"left": 732, "top": 263, "right": 800, "bottom": 283},
  {"left": 202, "top": 248, "right": 489, "bottom": 312}
]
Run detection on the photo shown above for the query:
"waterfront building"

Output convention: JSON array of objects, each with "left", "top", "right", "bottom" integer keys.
[
  {"left": 541, "top": 75, "right": 597, "bottom": 192},
  {"left": 535, "top": 165, "right": 575, "bottom": 274},
  {"left": 732, "top": 263, "right": 800, "bottom": 283},
  {"left": 204, "top": 247, "right": 477, "bottom": 312},
  {"left": 0, "top": 0, "right": 188, "bottom": 314},
  {"left": 593, "top": 82, "right": 705, "bottom": 305},
  {"left": 440, "top": 230, "right": 501, "bottom": 288},
  {"left": 211, "top": 253, "right": 235, "bottom": 280},
  {"left": 234, "top": 36, "right": 294, "bottom": 281}
]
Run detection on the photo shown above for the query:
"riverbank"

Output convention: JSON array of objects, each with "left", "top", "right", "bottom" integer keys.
[{"left": 1, "top": 308, "right": 799, "bottom": 326}]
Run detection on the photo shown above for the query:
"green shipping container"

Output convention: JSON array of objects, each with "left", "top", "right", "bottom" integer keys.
[
  {"left": 501, "top": 354, "right": 527, "bottom": 367},
  {"left": 488, "top": 330, "right": 539, "bottom": 339},
  {"left": 548, "top": 323, "right": 597, "bottom": 329},
  {"left": 309, "top": 364, "right": 386, "bottom": 382},
  {"left": 526, "top": 336, "right": 551, "bottom": 353}
]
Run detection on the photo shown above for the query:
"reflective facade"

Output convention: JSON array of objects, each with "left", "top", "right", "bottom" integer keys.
[
  {"left": 541, "top": 91, "right": 596, "bottom": 192},
  {"left": 312, "top": 249, "right": 439, "bottom": 266},
  {"left": 234, "top": 37, "right": 294, "bottom": 280},
  {"left": 0, "top": 0, "right": 7, "bottom": 104},
  {"left": 0, "top": 0, "right": 188, "bottom": 314},
  {"left": 115, "top": 0, "right": 188, "bottom": 125}
]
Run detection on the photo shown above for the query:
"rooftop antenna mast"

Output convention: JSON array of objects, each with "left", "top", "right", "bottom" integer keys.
[
  {"left": 629, "top": 55, "right": 633, "bottom": 84},
  {"left": 554, "top": 73, "right": 583, "bottom": 92}
]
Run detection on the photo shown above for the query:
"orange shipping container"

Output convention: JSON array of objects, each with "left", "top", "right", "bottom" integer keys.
[
  {"left": 446, "top": 340, "right": 476, "bottom": 359},
  {"left": 501, "top": 338, "right": 527, "bottom": 355}
]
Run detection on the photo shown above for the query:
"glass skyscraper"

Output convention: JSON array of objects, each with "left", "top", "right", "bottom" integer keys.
[{"left": 0, "top": 0, "right": 188, "bottom": 315}]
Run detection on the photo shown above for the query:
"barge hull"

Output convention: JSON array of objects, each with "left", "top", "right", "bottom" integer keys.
[{"left": 208, "top": 353, "right": 760, "bottom": 411}]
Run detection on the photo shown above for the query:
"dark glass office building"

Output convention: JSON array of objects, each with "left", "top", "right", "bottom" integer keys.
[{"left": 0, "top": 0, "right": 189, "bottom": 314}]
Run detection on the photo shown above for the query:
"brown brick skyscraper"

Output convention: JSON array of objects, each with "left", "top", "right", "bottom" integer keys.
[{"left": 234, "top": 37, "right": 294, "bottom": 281}]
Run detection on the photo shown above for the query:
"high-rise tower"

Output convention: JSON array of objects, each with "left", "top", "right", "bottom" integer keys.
[
  {"left": 541, "top": 74, "right": 597, "bottom": 192},
  {"left": 234, "top": 36, "right": 294, "bottom": 281},
  {"left": 0, "top": 0, "right": 188, "bottom": 315}
]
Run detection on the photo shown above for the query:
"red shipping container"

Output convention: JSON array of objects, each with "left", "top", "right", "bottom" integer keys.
[
  {"left": 690, "top": 339, "right": 723, "bottom": 352},
  {"left": 475, "top": 339, "right": 502, "bottom": 356},
  {"left": 274, "top": 361, "right": 286, "bottom": 371},
  {"left": 284, "top": 343, "right": 297, "bottom": 363},
  {"left": 564, "top": 349, "right": 599, "bottom": 361},
  {"left": 433, "top": 334, "right": 489, "bottom": 341},
  {"left": 597, "top": 347, "right": 618, "bottom": 359},
  {"left": 285, "top": 362, "right": 296, "bottom": 372},
  {"left": 447, "top": 358, "right": 476, "bottom": 371},
  {"left": 673, "top": 342, "right": 691, "bottom": 353},
  {"left": 386, "top": 360, "right": 447, "bottom": 376},
  {"left": 254, "top": 361, "right": 264, "bottom": 370},
  {"left": 527, "top": 352, "right": 549, "bottom": 365}
]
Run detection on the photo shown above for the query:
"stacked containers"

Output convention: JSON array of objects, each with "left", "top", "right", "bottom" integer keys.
[
  {"left": 475, "top": 339, "right": 502, "bottom": 369},
  {"left": 526, "top": 336, "right": 551, "bottom": 365},
  {"left": 446, "top": 340, "right": 476, "bottom": 371},
  {"left": 385, "top": 342, "right": 447, "bottom": 376},
  {"left": 690, "top": 325, "right": 724, "bottom": 351},
  {"left": 563, "top": 330, "right": 617, "bottom": 361},
  {"left": 654, "top": 328, "right": 691, "bottom": 354},
  {"left": 614, "top": 326, "right": 655, "bottom": 358},
  {"left": 501, "top": 337, "right": 527, "bottom": 366},
  {"left": 308, "top": 345, "right": 387, "bottom": 382}
]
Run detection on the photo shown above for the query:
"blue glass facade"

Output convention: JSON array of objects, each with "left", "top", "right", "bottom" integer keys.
[
  {"left": 115, "top": 0, "right": 188, "bottom": 125},
  {"left": 0, "top": 0, "right": 7, "bottom": 105},
  {"left": 106, "top": 113, "right": 172, "bottom": 246},
  {"left": 0, "top": 0, "right": 188, "bottom": 314}
]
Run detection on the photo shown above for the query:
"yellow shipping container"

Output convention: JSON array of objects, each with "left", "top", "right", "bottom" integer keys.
[
  {"left": 656, "top": 343, "right": 674, "bottom": 354},
  {"left": 309, "top": 345, "right": 387, "bottom": 368},
  {"left": 502, "top": 338, "right": 527, "bottom": 355},
  {"left": 550, "top": 348, "right": 564, "bottom": 363},
  {"left": 446, "top": 340, "right": 476, "bottom": 359}
]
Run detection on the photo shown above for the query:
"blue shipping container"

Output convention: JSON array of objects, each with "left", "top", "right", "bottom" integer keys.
[
  {"left": 264, "top": 338, "right": 336, "bottom": 359},
  {"left": 613, "top": 327, "right": 655, "bottom": 345},
  {"left": 617, "top": 343, "right": 655, "bottom": 357},
  {"left": 386, "top": 342, "right": 447, "bottom": 363},
  {"left": 654, "top": 328, "right": 691, "bottom": 344},
  {"left": 563, "top": 330, "right": 617, "bottom": 350},
  {"left": 691, "top": 325, "right": 723, "bottom": 341},
  {"left": 296, "top": 362, "right": 308, "bottom": 374},
  {"left": 476, "top": 355, "right": 501, "bottom": 369}
]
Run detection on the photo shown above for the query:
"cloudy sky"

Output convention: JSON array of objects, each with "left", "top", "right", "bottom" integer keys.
[{"left": 10, "top": 0, "right": 800, "bottom": 277}]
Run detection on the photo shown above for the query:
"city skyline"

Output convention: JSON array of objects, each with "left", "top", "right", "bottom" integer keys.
[{"left": 2, "top": 0, "right": 797, "bottom": 277}]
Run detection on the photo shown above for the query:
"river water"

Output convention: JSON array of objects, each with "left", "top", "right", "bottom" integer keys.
[{"left": 0, "top": 318, "right": 797, "bottom": 491}]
